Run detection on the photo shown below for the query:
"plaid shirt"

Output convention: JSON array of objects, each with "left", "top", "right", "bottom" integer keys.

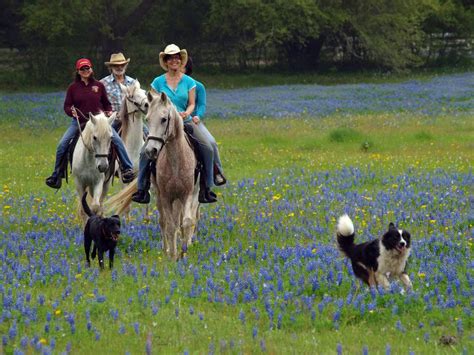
[{"left": 100, "top": 74, "right": 135, "bottom": 112}]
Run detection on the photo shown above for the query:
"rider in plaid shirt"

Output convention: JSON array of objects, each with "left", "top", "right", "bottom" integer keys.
[{"left": 100, "top": 53, "right": 136, "bottom": 131}]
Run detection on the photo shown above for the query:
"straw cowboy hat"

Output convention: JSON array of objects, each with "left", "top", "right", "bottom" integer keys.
[
  {"left": 159, "top": 44, "right": 188, "bottom": 71},
  {"left": 105, "top": 52, "right": 130, "bottom": 66}
]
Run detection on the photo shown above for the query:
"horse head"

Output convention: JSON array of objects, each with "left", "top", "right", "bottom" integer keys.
[
  {"left": 85, "top": 112, "right": 114, "bottom": 173},
  {"left": 121, "top": 80, "right": 149, "bottom": 115},
  {"left": 144, "top": 89, "right": 182, "bottom": 160}
]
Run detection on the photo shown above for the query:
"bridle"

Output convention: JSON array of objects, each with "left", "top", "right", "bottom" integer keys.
[
  {"left": 146, "top": 111, "right": 172, "bottom": 149},
  {"left": 126, "top": 95, "right": 148, "bottom": 115}
]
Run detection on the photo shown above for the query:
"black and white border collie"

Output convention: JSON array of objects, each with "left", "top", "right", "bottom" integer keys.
[{"left": 336, "top": 214, "right": 412, "bottom": 290}]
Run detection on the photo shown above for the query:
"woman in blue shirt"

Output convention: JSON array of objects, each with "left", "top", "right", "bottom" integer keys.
[
  {"left": 132, "top": 44, "right": 218, "bottom": 204},
  {"left": 184, "top": 57, "right": 226, "bottom": 186}
]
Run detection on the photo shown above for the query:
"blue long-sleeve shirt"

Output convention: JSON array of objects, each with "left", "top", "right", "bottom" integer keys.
[{"left": 193, "top": 80, "right": 206, "bottom": 119}]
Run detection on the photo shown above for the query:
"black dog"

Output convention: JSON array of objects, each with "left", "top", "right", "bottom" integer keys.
[
  {"left": 336, "top": 214, "right": 412, "bottom": 290},
  {"left": 82, "top": 192, "right": 121, "bottom": 269}
]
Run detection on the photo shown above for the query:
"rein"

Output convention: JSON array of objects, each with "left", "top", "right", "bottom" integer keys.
[{"left": 73, "top": 106, "right": 94, "bottom": 154}]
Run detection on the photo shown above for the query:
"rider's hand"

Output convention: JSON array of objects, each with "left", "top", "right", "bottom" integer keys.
[
  {"left": 179, "top": 112, "right": 188, "bottom": 120},
  {"left": 105, "top": 111, "right": 113, "bottom": 117},
  {"left": 71, "top": 106, "right": 78, "bottom": 118},
  {"left": 192, "top": 116, "right": 200, "bottom": 124}
]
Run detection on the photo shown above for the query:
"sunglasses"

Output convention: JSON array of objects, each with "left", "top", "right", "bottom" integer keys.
[
  {"left": 166, "top": 55, "right": 181, "bottom": 61},
  {"left": 79, "top": 66, "right": 91, "bottom": 71}
]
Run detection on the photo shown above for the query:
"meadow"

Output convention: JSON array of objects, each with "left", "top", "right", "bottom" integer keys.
[{"left": 0, "top": 73, "right": 473, "bottom": 354}]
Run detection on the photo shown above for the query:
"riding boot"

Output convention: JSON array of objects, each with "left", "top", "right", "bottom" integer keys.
[
  {"left": 198, "top": 177, "right": 217, "bottom": 204},
  {"left": 214, "top": 164, "right": 227, "bottom": 186},
  {"left": 45, "top": 175, "right": 62, "bottom": 189},
  {"left": 132, "top": 160, "right": 153, "bottom": 204},
  {"left": 131, "top": 189, "right": 150, "bottom": 204}
]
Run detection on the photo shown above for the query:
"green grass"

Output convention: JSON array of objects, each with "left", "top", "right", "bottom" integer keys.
[
  {"left": 1, "top": 112, "right": 472, "bottom": 197},
  {"left": 0, "top": 112, "right": 472, "bottom": 354}
]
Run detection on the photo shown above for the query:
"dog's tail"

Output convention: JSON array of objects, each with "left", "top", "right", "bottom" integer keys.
[
  {"left": 81, "top": 191, "right": 94, "bottom": 217},
  {"left": 336, "top": 214, "right": 356, "bottom": 258}
]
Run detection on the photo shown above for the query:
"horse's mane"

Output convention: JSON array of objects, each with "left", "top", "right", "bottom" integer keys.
[
  {"left": 82, "top": 113, "right": 112, "bottom": 149},
  {"left": 169, "top": 102, "right": 183, "bottom": 140},
  {"left": 118, "top": 96, "right": 129, "bottom": 142}
]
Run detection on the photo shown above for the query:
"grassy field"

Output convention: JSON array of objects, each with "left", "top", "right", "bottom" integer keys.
[{"left": 0, "top": 75, "right": 473, "bottom": 354}]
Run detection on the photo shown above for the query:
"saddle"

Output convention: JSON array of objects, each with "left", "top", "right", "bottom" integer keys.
[
  {"left": 58, "top": 132, "right": 118, "bottom": 185},
  {"left": 183, "top": 124, "right": 204, "bottom": 185}
]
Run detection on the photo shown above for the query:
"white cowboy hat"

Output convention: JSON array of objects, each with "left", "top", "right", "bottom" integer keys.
[
  {"left": 159, "top": 44, "right": 188, "bottom": 71},
  {"left": 105, "top": 52, "right": 130, "bottom": 66}
]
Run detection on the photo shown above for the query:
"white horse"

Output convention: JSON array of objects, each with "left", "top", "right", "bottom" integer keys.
[
  {"left": 117, "top": 80, "right": 148, "bottom": 168},
  {"left": 72, "top": 112, "right": 116, "bottom": 219},
  {"left": 106, "top": 91, "right": 199, "bottom": 260}
]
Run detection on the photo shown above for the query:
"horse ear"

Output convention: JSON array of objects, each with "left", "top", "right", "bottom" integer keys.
[
  {"left": 107, "top": 112, "right": 117, "bottom": 125},
  {"left": 159, "top": 91, "right": 168, "bottom": 103},
  {"left": 134, "top": 79, "right": 140, "bottom": 88},
  {"left": 89, "top": 113, "right": 96, "bottom": 124},
  {"left": 119, "top": 83, "right": 127, "bottom": 94},
  {"left": 147, "top": 88, "right": 158, "bottom": 102}
]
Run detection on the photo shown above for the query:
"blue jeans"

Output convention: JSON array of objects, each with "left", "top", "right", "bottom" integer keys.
[
  {"left": 111, "top": 130, "right": 134, "bottom": 171},
  {"left": 52, "top": 120, "right": 80, "bottom": 178},
  {"left": 199, "top": 122, "right": 223, "bottom": 174},
  {"left": 185, "top": 122, "right": 214, "bottom": 187},
  {"left": 137, "top": 148, "right": 153, "bottom": 191},
  {"left": 51, "top": 119, "right": 134, "bottom": 178}
]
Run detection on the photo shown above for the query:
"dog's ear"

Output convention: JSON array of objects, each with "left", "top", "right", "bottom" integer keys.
[
  {"left": 388, "top": 222, "right": 396, "bottom": 229},
  {"left": 112, "top": 214, "right": 120, "bottom": 219}
]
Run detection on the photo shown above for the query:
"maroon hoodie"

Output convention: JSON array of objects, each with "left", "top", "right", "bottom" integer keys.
[{"left": 63, "top": 79, "right": 112, "bottom": 124}]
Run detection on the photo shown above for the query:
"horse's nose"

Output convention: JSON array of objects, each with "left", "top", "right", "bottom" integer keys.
[
  {"left": 145, "top": 146, "right": 158, "bottom": 159},
  {"left": 97, "top": 161, "right": 109, "bottom": 173}
]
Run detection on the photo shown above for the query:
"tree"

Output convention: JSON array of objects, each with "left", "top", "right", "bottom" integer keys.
[
  {"left": 20, "top": 0, "right": 158, "bottom": 82},
  {"left": 421, "top": 0, "right": 474, "bottom": 64}
]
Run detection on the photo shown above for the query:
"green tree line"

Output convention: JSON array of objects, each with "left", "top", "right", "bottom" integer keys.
[{"left": 1, "top": 0, "right": 472, "bottom": 86}]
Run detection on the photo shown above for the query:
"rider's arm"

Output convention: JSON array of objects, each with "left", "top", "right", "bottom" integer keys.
[
  {"left": 184, "top": 87, "right": 196, "bottom": 118},
  {"left": 63, "top": 84, "right": 75, "bottom": 117},
  {"left": 195, "top": 82, "right": 206, "bottom": 120}
]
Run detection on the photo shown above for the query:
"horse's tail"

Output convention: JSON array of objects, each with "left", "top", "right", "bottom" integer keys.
[
  {"left": 104, "top": 179, "right": 138, "bottom": 216},
  {"left": 81, "top": 191, "right": 94, "bottom": 217}
]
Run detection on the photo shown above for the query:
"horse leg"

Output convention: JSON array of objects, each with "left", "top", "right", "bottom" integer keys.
[
  {"left": 158, "top": 197, "right": 174, "bottom": 258},
  {"left": 75, "top": 182, "right": 87, "bottom": 223},
  {"left": 168, "top": 199, "right": 183, "bottom": 261},
  {"left": 182, "top": 194, "right": 197, "bottom": 248},
  {"left": 91, "top": 179, "right": 105, "bottom": 216}
]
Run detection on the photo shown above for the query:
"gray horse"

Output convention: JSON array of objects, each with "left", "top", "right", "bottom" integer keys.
[{"left": 107, "top": 90, "right": 199, "bottom": 260}]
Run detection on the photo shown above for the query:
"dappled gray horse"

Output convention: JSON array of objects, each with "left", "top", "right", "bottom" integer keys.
[{"left": 106, "top": 90, "right": 199, "bottom": 260}]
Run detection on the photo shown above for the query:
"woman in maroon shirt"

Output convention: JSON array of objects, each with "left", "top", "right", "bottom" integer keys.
[{"left": 45, "top": 58, "right": 135, "bottom": 189}]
